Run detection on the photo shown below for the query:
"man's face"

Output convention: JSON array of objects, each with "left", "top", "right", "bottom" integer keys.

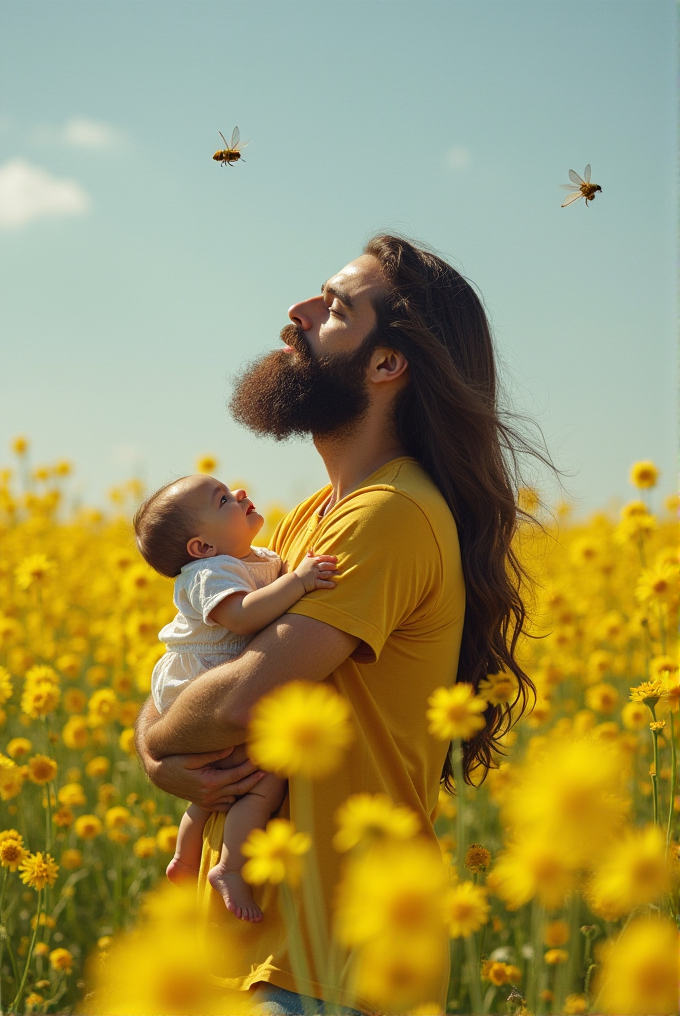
[{"left": 229, "top": 255, "right": 388, "bottom": 440}]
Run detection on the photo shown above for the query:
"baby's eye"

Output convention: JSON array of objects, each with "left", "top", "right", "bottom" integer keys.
[{"left": 220, "top": 495, "right": 228, "bottom": 505}]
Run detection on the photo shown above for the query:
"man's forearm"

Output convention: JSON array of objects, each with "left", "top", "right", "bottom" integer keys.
[{"left": 144, "top": 613, "right": 358, "bottom": 760}]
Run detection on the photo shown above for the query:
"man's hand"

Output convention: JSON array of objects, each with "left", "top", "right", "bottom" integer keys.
[{"left": 145, "top": 748, "right": 266, "bottom": 811}]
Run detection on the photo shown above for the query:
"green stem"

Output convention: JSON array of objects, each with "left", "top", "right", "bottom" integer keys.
[
  {"left": 651, "top": 728, "right": 660, "bottom": 826},
  {"left": 452, "top": 739, "right": 466, "bottom": 879},
  {"left": 463, "top": 932, "right": 483, "bottom": 1015},
  {"left": 279, "top": 883, "right": 316, "bottom": 1016},
  {"left": 292, "top": 778, "right": 329, "bottom": 990},
  {"left": 11, "top": 888, "right": 42, "bottom": 1013},
  {"left": 0, "top": 867, "right": 7, "bottom": 1014},
  {"left": 667, "top": 713, "right": 677, "bottom": 848}
]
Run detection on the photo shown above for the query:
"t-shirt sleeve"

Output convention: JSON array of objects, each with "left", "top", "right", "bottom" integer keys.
[
  {"left": 184, "top": 560, "right": 255, "bottom": 626},
  {"left": 286, "top": 491, "right": 442, "bottom": 661}
]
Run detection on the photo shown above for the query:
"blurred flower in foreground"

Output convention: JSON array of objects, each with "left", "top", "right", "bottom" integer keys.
[
  {"left": 241, "top": 818, "right": 311, "bottom": 887},
  {"left": 594, "top": 916, "right": 678, "bottom": 1014},
  {"left": 489, "top": 836, "right": 576, "bottom": 911},
  {"left": 83, "top": 881, "right": 249, "bottom": 1015},
  {"left": 426, "top": 684, "right": 487, "bottom": 740},
  {"left": 588, "top": 824, "right": 674, "bottom": 918},
  {"left": 333, "top": 793, "right": 420, "bottom": 852},
  {"left": 629, "top": 461, "right": 659, "bottom": 489},
  {"left": 196, "top": 455, "right": 218, "bottom": 474},
  {"left": 248, "top": 680, "right": 353, "bottom": 778},
  {"left": 14, "top": 553, "right": 55, "bottom": 590}
]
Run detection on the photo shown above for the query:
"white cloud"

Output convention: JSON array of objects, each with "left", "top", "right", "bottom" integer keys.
[
  {"left": 446, "top": 145, "right": 471, "bottom": 170},
  {"left": 0, "top": 159, "right": 91, "bottom": 228},
  {"left": 62, "top": 117, "right": 125, "bottom": 150}
]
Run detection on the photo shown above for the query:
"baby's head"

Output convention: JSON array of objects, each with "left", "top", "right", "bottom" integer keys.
[{"left": 133, "top": 475, "right": 263, "bottom": 577}]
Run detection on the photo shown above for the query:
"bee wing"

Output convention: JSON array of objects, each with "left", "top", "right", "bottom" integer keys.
[
  {"left": 219, "top": 131, "right": 228, "bottom": 148},
  {"left": 230, "top": 126, "right": 240, "bottom": 148},
  {"left": 560, "top": 184, "right": 580, "bottom": 190},
  {"left": 568, "top": 169, "right": 585, "bottom": 186},
  {"left": 584, "top": 164, "right": 591, "bottom": 183},
  {"left": 561, "top": 191, "right": 584, "bottom": 207}
]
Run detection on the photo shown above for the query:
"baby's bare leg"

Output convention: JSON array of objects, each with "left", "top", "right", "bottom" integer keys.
[
  {"left": 167, "top": 803, "right": 211, "bottom": 884},
  {"left": 208, "top": 773, "right": 286, "bottom": 922}
]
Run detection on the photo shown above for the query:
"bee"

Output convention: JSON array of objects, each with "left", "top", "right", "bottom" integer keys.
[
  {"left": 213, "top": 127, "right": 248, "bottom": 167},
  {"left": 560, "top": 165, "right": 602, "bottom": 207}
]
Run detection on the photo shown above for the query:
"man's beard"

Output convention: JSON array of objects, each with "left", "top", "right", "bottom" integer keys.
[{"left": 229, "top": 324, "right": 376, "bottom": 441}]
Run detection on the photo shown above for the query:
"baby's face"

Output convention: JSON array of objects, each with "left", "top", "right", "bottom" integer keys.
[{"left": 170, "top": 474, "right": 264, "bottom": 560}]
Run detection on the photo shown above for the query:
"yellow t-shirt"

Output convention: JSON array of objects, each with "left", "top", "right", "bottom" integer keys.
[{"left": 197, "top": 457, "right": 465, "bottom": 1011}]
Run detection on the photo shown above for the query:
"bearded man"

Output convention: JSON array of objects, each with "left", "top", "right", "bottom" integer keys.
[{"left": 135, "top": 235, "right": 535, "bottom": 1015}]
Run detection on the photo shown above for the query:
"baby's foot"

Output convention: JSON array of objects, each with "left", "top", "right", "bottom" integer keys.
[
  {"left": 166, "top": 856, "right": 200, "bottom": 884},
  {"left": 208, "top": 864, "right": 262, "bottom": 922}
]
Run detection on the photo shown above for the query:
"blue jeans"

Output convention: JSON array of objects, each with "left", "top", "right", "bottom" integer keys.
[{"left": 251, "top": 983, "right": 364, "bottom": 1016}]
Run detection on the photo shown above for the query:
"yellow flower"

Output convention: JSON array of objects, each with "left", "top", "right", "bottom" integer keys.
[
  {"left": 60, "top": 848, "right": 83, "bottom": 870},
  {"left": 25, "top": 993, "right": 43, "bottom": 1009},
  {"left": 621, "top": 701, "right": 649, "bottom": 731},
  {"left": 588, "top": 825, "right": 673, "bottom": 918},
  {"left": 57, "top": 782, "right": 86, "bottom": 807},
  {"left": 0, "top": 828, "right": 23, "bottom": 844},
  {"left": 12, "top": 436, "right": 28, "bottom": 455},
  {"left": 426, "top": 684, "right": 487, "bottom": 740},
  {"left": 464, "top": 843, "right": 492, "bottom": 874},
  {"left": 156, "top": 825, "right": 179, "bottom": 854},
  {"left": 594, "top": 917, "right": 678, "bottom": 1015},
  {"left": 21, "top": 681, "right": 61, "bottom": 718},
  {"left": 62, "top": 715, "right": 89, "bottom": 749},
  {"left": 241, "top": 818, "right": 311, "bottom": 887},
  {"left": 482, "top": 960, "right": 512, "bottom": 986},
  {"left": 63, "top": 687, "right": 87, "bottom": 714},
  {"left": 54, "top": 806, "right": 74, "bottom": 827},
  {"left": 74, "top": 814, "right": 103, "bottom": 839},
  {"left": 629, "top": 460, "right": 659, "bottom": 489},
  {"left": 85, "top": 756, "right": 110, "bottom": 778},
  {"left": 636, "top": 563, "right": 679, "bottom": 604},
  {"left": 353, "top": 934, "right": 444, "bottom": 1015},
  {"left": 28, "top": 754, "right": 58, "bottom": 784},
  {"left": 6, "top": 737, "right": 32, "bottom": 759},
  {"left": 105, "top": 806, "right": 130, "bottom": 830},
  {"left": 446, "top": 880, "right": 489, "bottom": 938},
  {"left": 545, "top": 948, "right": 568, "bottom": 964},
  {"left": 585, "top": 682, "right": 619, "bottom": 714},
  {"left": 87, "top": 688, "right": 119, "bottom": 727},
  {"left": 196, "top": 455, "right": 217, "bottom": 473},
  {"left": 630, "top": 678, "right": 664, "bottom": 709},
  {"left": 15, "top": 553, "right": 55, "bottom": 589},
  {"left": 0, "top": 837, "right": 27, "bottom": 871},
  {"left": 334, "top": 839, "right": 447, "bottom": 947},
  {"left": 133, "top": 836, "right": 157, "bottom": 859},
  {"left": 0, "top": 666, "right": 13, "bottom": 705},
  {"left": 49, "top": 947, "right": 73, "bottom": 972},
  {"left": 544, "top": 919, "right": 570, "bottom": 947},
  {"left": 477, "top": 671, "right": 519, "bottom": 706},
  {"left": 18, "top": 851, "right": 59, "bottom": 890},
  {"left": 248, "top": 681, "right": 353, "bottom": 778},
  {"left": 489, "top": 837, "right": 576, "bottom": 911},
  {"left": 0, "top": 762, "right": 24, "bottom": 800},
  {"left": 563, "top": 996, "right": 587, "bottom": 1016},
  {"left": 332, "top": 793, "right": 421, "bottom": 852},
  {"left": 119, "top": 727, "right": 136, "bottom": 756}
]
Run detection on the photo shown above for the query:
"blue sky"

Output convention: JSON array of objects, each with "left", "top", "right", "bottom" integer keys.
[{"left": 0, "top": 1, "right": 675, "bottom": 516}]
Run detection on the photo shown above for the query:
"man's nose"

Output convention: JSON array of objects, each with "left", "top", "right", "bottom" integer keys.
[{"left": 288, "top": 295, "right": 325, "bottom": 332}]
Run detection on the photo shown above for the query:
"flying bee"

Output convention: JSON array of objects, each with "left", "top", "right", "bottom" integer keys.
[
  {"left": 560, "top": 165, "right": 602, "bottom": 207},
  {"left": 213, "top": 127, "right": 249, "bottom": 167}
]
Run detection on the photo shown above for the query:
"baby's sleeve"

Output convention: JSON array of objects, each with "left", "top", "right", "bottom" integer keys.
[{"left": 185, "top": 560, "right": 256, "bottom": 626}]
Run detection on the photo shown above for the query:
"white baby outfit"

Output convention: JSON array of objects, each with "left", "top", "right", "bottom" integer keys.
[{"left": 151, "top": 548, "right": 281, "bottom": 713}]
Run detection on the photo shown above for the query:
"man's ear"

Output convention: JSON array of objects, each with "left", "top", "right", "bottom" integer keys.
[
  {"left": 369, "top": 347, "right": 409, "bottom": 385},
  {"left": 186, "top": 537, "right": 216, "bottom": 560}
]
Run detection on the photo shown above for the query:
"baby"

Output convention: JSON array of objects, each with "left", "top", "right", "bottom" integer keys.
[{"left": 133, "top": 474, "right": 337, "bottom": 922}]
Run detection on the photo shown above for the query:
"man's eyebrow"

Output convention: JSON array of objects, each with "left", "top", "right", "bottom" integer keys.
[{"left": 321, "top": 281, "right": 354, "bottom": 310}]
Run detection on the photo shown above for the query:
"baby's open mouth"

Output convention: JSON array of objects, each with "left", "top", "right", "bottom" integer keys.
[{"left": 246, "top": 504, "right": 256, "bottom": 515}]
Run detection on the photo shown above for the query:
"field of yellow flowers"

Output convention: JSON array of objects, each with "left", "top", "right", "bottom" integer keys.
[{"left": 0, "top": 440, "right": 677, "bottom": 1015}]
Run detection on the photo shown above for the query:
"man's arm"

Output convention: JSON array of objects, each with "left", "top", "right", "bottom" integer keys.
[{"left": 142, "top": 614, "right": 359, "bottom": 761}]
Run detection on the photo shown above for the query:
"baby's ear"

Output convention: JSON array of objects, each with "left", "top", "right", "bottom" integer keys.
[{"left": 187, "top": 537, "right": 215, "bottom": 559}]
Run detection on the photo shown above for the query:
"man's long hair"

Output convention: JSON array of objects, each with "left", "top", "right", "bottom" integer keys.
[{"left": 365, "top": 234, "right": 546, "bottom": 786}]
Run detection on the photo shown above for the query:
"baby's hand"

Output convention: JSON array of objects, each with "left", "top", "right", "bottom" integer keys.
[{"left": 294, "top": 553, "right": 338, "bottom": 593}]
